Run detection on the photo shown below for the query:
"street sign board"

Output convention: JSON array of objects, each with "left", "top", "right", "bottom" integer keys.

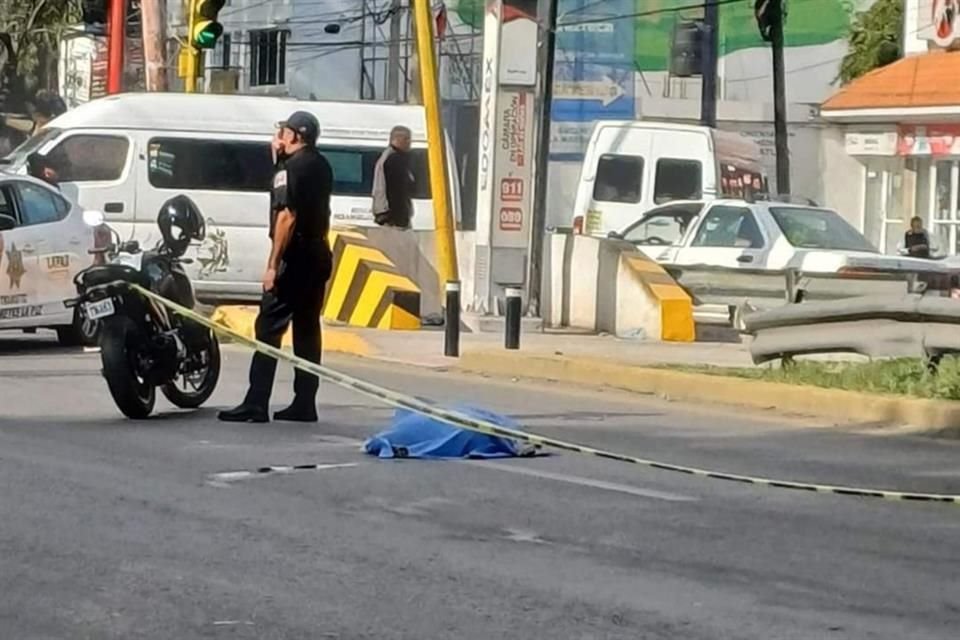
[{"left": 550, "top": 0, "right": 636, "bottom": 159}]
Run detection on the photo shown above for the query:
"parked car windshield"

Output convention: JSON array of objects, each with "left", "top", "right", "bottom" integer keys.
[{"left": 770, "top": 207, "right": 877, "bottom": 253}]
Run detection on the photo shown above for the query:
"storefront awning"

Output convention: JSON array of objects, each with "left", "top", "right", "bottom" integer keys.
[{"left": 821, "top": 51, "right": 960, "bottom": 122}]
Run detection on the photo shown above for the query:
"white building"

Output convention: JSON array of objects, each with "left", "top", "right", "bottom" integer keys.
[
  {"left": 820, "top": 0, "right": 960, "bottom": 256},
  {"left": 166, "top": 0, "right": 369, "bottom": 99}
]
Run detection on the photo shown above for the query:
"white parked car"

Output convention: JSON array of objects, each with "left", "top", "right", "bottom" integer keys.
[
  {"left": 0, "top": 171, "right": 99, "bottom": 345},
  {"left": 611, "top": 198, "right": 954, "bottom": 275}
]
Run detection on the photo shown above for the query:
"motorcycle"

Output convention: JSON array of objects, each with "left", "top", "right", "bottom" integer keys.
[{"left": 67, "top": 196, "right": 221, "bottom": 419}]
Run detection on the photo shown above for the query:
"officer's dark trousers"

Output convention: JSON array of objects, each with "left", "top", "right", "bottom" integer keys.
[{"left": 244, "top": 248, "right": 331, "bottom": 408}]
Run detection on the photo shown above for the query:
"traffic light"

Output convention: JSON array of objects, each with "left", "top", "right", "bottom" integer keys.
[
  {"left": 754, "top": 0, "right": 786, "bottom": 43},
  {"left": 191, "top": 0, "right": 225, "bottom": 49}
]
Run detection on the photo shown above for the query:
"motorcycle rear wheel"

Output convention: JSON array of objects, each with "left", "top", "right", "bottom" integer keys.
[
  {"left": 100, "top": 318, "right": 156, "bottom": 419},
  {"left": 161, "top": 329, "right": 221, "bottom": 409}
]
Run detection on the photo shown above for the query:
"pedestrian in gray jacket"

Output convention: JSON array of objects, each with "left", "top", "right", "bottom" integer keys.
[{"left": 372, "top": 125, "right": 414, "bottom": 229}]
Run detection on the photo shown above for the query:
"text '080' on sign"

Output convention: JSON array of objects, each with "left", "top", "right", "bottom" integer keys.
[{"left": 499, "top": 207, "right": 523, "bottom": 231}]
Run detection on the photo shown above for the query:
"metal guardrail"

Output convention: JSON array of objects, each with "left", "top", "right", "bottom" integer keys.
[
  {"left": 661, "top": 264, "right": 952, "bottom": 311},
  {"left": 742, "top": 293, "right": 960, "bottom": 365}
]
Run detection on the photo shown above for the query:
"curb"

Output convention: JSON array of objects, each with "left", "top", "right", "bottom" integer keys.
[{"left": 458, "top": 350, "right": 960, "bottom": 437}]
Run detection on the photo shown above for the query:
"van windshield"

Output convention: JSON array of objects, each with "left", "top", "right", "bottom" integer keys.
[{"left": 0, "top": 127, "right": 62, "bottom": 169}]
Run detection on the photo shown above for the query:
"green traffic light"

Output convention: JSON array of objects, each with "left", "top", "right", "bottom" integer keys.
[{"left": 192, "top": 21, "right": 223, "bottom": 48}]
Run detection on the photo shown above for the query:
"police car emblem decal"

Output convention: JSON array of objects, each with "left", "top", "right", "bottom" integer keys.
[{"left": 5, "top": 242, "right": 24, "bottom": 289}]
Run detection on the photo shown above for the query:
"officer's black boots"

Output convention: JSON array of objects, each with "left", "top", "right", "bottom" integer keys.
[
  {"left": 273, "top": 400, "right": 318, "bottom": 423},
  {"left": 218, "top": 403, "right": 270, "bottom": 423}
]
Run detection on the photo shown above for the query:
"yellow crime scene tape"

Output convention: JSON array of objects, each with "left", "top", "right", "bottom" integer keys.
[{"left": 132, "top": 284, "right": 960, "bottom": 506}]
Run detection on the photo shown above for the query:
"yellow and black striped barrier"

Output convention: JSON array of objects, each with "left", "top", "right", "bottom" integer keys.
[
  {"left": 322, "top": 228, "right": 421, "bottom": 330},
  {"left": 135, "top": 283, "right": 960, "bottom": 506}
]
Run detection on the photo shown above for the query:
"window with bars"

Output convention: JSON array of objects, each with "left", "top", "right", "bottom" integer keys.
[{"left": 249, "top": 29, "right": 288, "bottom": 87}]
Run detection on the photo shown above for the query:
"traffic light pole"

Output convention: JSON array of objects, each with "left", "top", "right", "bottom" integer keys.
[
  {"left": 700, "top": 0, "right": 719, "bottom": 128},
  {"left": 526, "top": 0, "right": 558, "bottom": 316},
  {"left": 185, "top": 0, "right": 199, "bottom": 93},
  {"left": 412, "top": 0, "right": 459, "bottom": 294},
  {"left": 771, "top": 0, "right": 790, "bottom": 194},
  {"left": 106, "top": 0, "right": 126, "bottom": 94}
]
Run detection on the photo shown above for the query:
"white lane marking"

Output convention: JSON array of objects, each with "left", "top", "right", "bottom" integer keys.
[
  {"left": 207, "top": 462, "right": 358, "bottom": 486},
  {"left": 467, "top": 460, "right": 697, "bottom": 502}
]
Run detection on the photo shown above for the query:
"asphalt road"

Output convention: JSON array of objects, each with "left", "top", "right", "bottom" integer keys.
[{"left": 1, "top": 334, "right": 959, "bottom": 639}]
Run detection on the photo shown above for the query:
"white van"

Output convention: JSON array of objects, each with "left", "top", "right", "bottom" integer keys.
[
  {"left": 571, "top": 121, "right": 767, "bottom": 237},
  {"left": 1, "top": 93, "right": 461, "bottom": 302}
]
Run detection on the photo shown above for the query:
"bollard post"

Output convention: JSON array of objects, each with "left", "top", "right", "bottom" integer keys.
[
  {"left": 505, "top": 288, "right": 522, "bottom": 350},
  {"left": 444, "top": 281, "right": 460, "bottom": 358}
]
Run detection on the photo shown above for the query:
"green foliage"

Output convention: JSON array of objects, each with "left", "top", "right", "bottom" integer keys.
[
  {"left": 838, "top": 0, "right": 903, "bottom": 85},
  {"left": 677, "top": 357, "right": 960, "bottom": 400},
  {"left": 0, "top": 0, "right": 81, "bottom": 99}
]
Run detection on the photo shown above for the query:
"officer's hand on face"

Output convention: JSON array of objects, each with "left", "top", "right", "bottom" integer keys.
[
  {"left": 271, "top": 132, "right": 285, "bottom": 162},
  {"left": 263, "top": 267, "right": 277, "bottom": 293}
]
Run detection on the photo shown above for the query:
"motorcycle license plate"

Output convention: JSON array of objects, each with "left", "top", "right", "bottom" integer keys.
[{"left": 85, "top": 298, "right": 116, "bottom": 320}]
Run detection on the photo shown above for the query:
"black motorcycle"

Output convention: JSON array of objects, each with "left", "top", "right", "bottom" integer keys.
[{"left": 67, "top": 196, "right": 221, "bottom": 419}]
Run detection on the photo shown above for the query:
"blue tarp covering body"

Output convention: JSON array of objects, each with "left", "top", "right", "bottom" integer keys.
[{"left": 364, "top": 406, "right": 533, "bottom": 460}]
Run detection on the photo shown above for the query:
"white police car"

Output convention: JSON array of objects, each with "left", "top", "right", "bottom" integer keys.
[{"left": 0, "top": 171, "right": 99, "bottom": 345}]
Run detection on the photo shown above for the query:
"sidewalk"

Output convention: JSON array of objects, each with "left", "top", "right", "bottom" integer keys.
[
  {"left": 319, "top": 325, "right": 960, "bottom": 435},
  {"left": 324, "top": 325, "right": 755, "bottom": 369}
]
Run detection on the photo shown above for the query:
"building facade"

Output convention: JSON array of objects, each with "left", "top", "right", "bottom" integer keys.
[{"left": 821, "top": 0, "right": 960, "bottom": 256}]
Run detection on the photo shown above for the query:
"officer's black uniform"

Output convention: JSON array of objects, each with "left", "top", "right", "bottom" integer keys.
[{"left": 220, "top": 112, "right": 334, "bottom": 423}]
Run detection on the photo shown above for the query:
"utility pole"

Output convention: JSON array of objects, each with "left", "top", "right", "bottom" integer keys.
[
  {"left": 770, "top": 0, "right": 790, "bottom": 194},
  {"left": 141, "top": 0, "right": 168, "bottom": 91},
  {"left": 700, "top": 0, "right": 719, "bottom": 128},
  {"left": 526, "top": 0, "right": 558, "bottom": 316},
  {"left": 412, "top": 0, "right": 459, "bottom": 291},
  {"left": 386, "top": 0, "right": 402, "bottom": 101},
  {"left": 106, "top": 0, "right": 127, "bottom": 94}
]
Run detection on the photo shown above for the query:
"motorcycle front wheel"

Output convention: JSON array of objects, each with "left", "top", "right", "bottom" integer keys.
[
  {"left": 100, "top": 317, "right": 156, "bottom": 419},
  {"left": 161, "top": 329, "right": 221, "bottom": 409}
]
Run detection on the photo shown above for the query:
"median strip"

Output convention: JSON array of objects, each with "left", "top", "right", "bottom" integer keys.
[{"left": 457, "top": 350, "right": 960, "bottom": 437}]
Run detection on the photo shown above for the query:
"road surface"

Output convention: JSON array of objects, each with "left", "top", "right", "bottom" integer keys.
[{"left": 1, "top": 336, "right": 958, "bottom": 639}]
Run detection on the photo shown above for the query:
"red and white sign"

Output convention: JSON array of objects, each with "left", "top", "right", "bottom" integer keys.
[
  {"left": 491, "top": 88, "right": 535, "bottom": 243},
  {"left": 897, "top": 124, "right": 960, "bottom": 156},
  {"left": 932, "top": 0, "right": 959, "bottom": 47},
  {"left": 499, "top": 207, "right": 523, "bottom": 231},
  {"left": 500, "top": 177, "right": 524, "bottom": 202}
]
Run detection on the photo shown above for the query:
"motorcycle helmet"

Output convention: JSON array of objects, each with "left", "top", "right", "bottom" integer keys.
[{"left": 157, "top": 195, "right": 205, "bottom": 256}]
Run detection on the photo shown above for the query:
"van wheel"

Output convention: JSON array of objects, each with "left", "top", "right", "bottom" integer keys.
[{"left": 56, "top": 310, "right": 100, "bottom": 347}]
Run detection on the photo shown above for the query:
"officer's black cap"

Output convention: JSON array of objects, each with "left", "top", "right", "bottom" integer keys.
[{"left": 277, "top": 110, "right": 320, "bottom": 144}]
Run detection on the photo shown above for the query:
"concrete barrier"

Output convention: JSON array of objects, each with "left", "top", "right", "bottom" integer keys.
[
  {"left": 542, "top": 233, "right": 695, "bottom": 341},
  {"left": 323, "top": 228, "right": 421, "bottom": 330},
  {"left": 362, "top": 227, "right": 477, "bottom": 319}
]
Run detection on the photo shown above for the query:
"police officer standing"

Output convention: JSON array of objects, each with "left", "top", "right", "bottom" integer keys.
[{"left": 220, "top": 111, "right": 334, "bottom": 423}]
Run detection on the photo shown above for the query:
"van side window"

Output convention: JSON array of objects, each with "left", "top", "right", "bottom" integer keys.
[
  {"left": 593, "top": 155, "right": 643, "bottom": 204},
  {"left": 147, "top": 138, "right": 273, "bottom": 192},
  {"left": 654, "top": 159, "right": 702, "bottom": 204},
  {"left": 692, "top": 206, "right": 764, "bottom": 249},
  {"left": 53, "top": 135, "right": 129, "bottom": 182},
  {"left": 318, "top": 146, "right": 431, "bottom": 199}
]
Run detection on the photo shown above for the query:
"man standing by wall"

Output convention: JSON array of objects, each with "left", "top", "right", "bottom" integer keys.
[
  {"left": 372, "top": 125, "right": 414, "bottom": 229},
  {"left": 219, "top": 111, "right": 335, "bottom": 423}
]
